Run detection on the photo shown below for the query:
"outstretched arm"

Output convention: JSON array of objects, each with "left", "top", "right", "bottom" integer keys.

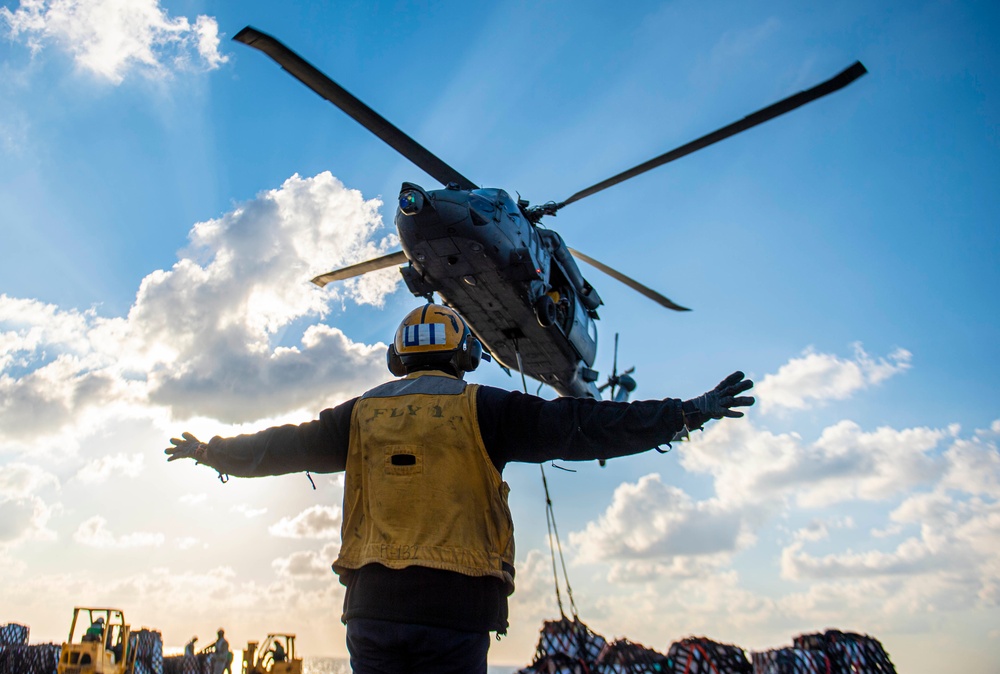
[
  {"left": 164, "top": 398, "right": 357, "bottom": 477},
  {"left": 478, "top": 372, "right": 754, "bottom": 468}
]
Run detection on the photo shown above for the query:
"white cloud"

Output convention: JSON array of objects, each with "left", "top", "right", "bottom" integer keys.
[
  {"left": 781, "top": 489, "right": 1000, "bottom": 611},
  {"left": 569, "top": 473, "right": 753, "bottom": 580},
  {"left": 231, "top": 504, "right": 268, "bottom": 519},
  {"left": 73, "top": 515, "right": 164, "bottom": 548},
  {"left": 756, "top": 343, "right": 911, "bottom": 413},
  {"left": 74, "top": 452, "right": 144, "bottom": 484},
  {"left": 0, "top": 462, "right": 60, "bottom": 500},
  {"left": 268, "top": 505, "right": 342, "bottom": 540},
  {"left": 175, "top": 537, "right": 201, "bottom": 551},
  {"left": 0, "top": 0, "right": 228, "bottom": 84},
  {"left": 940, "top": 434, "right": 1000, "bottom": 495},
  {"left": 0, "top": 463, "right": 61, "bottom": 547},
  {"left": 272, "top": 541, "right": 339, "bottom": 579},
  {"left": 179, "top": 493, "right": 206, "bottom": 506},
  {"left": 0, "top": 171, "right": 401, "bottom": 438},
  {"left": 681, "top": 417, "right": 946, "bottom": 508},
  {"left": 791, "top": 516, "right": 854, "bottom": 543}
]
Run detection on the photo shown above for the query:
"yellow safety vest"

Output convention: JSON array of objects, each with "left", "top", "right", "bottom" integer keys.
[{"left": 334, "top": 372, "right": 515, "bottom": 594}]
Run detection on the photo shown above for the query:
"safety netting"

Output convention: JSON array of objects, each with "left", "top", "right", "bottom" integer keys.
[
  {"left": 514, "top": 617, "right": 756, "bottom": 674},
  {"left": 0, "top": 624, "right": 29, "bottom": 647},
  {"left": 515, "top": 619, "right": 901, "bottom": 674},
  {"left": 163, "top": 652, "right": 215, "bottom": 674},
  {"left": 132, "top": 628, "right": 165, "bottom": 674},
  {"left": 751, "top": 648, "right": 831, "bottom": 674},
  {"left": 0, "top": 644, "right": 61, "bottom": 674},
  {"left": 789, "top": 630, "right": 896, "bottom": 673},
  {"left": 665, "top": 637, "right": 752, "bottom": 674},
  {"left": 0, "top": 626, "right": 56, "bottom": 674}
]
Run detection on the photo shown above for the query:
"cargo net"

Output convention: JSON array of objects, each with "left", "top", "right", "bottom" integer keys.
[
  {"left": 164, "top": 652, "right": 216, "bottom": 674},
  {"left": 516, "top": 618, "right": 756, "bottom": 674},
  {"left": 131, "top": 628, "right": 165, "bottom": 674},
  {"left": 666, "top": 637, "right": 751, "bottom": 674},
  {"left": 789, "top": 630, "right": 896, "bottom": 674},
  {"left": 515, "top": 616, "right": 606, "bottom": 673},
  {"left": 751, "top": 648, "right": 831, "bottom": 674},
  {"left": 0, "top": 624, "right": 29, "bottom": 647},
  {"left": 0, "top": 644, "right": 61, "bottom": 674}
]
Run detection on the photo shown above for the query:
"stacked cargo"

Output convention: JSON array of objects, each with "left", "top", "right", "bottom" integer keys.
[
  {"left": 131, "top": 629, "right": 164, "bottom": 674},
  {"left": 751, "top": 647, "right": 832, "bottom": 673},
  {"left": 665, "top": 637, "right": 752, "bottom": 673},
  {"left": 516, "top": 616, "right": 606, "bottom": 673},
  {"left": 592, "top": 638, "right": 670, "bottom": 673},
  {"left": 515, "top": 619, "right": 899, "bottom": 674},
  {"left": 0, "top": 623, "right": 60, "bottom": 674},
  {"left": 791, "top": 630, "right": 896, "bottom": 673},
  {"left": 163, "top": 653, "right": 213, "bottom": 674}
]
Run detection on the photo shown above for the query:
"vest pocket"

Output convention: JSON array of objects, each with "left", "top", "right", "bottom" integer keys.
[{"left": 384, "top": 444, "right": 424, "bottom": 475}]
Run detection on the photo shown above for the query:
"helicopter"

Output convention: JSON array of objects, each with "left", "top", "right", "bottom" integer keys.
[{"left": 233, "top": 26, "right": 866, "bottom": 399}]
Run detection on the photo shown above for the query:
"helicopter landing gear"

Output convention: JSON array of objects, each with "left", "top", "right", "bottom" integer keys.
[{"left": 534, "top": 295, "right": 557, "bottom": 328}]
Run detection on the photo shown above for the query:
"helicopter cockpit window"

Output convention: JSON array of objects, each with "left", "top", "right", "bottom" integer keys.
[
  {"left": 470, "top": 188, "right": 499, "bottom": 204},
  {"left": 469, "top": 189, "right": 498, "bottom": 225},
  {"left": 468, "top": 191, "right": 496, "bottom": 213},
  {"left": 498, "top": 190, "right": 521, "bottom": 217}
]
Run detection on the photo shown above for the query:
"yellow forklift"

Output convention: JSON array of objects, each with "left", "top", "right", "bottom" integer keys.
[
  {"left": 242, "top": 634, "right": 301, "bottom": 674},
  {"left": 57, "top": 607, "right": 136, "bottom": 674}
]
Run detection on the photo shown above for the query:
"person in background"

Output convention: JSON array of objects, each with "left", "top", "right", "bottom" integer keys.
[
  {"left": 82, "top": 617, "right": 104, "bottom": 643},
  {"left": 167, "top": 304, "right": 754, "bottom": 674},
  {"left": 211, "top": 629, "right": 231, "bottom": 674},
  {"left": 182, "top": 636, "right": 199, "bottom": 674},
  {"left": 271, "top": 640, "right": 286, "bottom": 663}
]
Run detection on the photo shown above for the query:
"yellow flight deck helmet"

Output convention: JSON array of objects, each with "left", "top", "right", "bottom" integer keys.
[{"left": 387, "top": 304, "right": 482, "bottom": 376}]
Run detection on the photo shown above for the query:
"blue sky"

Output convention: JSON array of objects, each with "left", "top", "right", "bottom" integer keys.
[{"left": 1, "top": 1, "right": 998, "bottom": 671}]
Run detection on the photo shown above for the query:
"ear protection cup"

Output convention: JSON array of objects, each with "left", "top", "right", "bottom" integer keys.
[
  {"left": 386, "top": 343, "right": 407, "bottom": 377},
  {"left": 454, "top": 333, "right": 482, "bottom": 373}
]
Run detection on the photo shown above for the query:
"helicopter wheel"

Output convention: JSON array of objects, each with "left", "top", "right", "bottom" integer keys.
[{"left": 534, "top": 295, "right": 557, "bottom": 328}]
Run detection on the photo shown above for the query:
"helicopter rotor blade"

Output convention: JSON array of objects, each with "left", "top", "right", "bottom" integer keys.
[
  {"left": 233, "top": 26, "right": 478, "bottom": 191},
  {"left": 568, "top": 248, "right": 690, "bottom": 312},
  {"left": 311, "top": 250, "right": 410, "bottom": 287},
  {"left": 555, "top": 61, "right": 867, "bottom": 210}
]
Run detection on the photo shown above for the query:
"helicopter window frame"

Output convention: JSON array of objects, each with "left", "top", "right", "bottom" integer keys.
[{"left": 496, "top": 190, "right": 522, "bottom": 219}]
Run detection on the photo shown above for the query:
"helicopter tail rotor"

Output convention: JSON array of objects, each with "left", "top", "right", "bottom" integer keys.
[{"left": 598, "top": 334, "right": 638, "bottom": 402}]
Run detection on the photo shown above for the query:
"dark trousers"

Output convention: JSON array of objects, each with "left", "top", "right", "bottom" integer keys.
[{"left": 346, "top": 618, "right": 490, "bottom": 674}]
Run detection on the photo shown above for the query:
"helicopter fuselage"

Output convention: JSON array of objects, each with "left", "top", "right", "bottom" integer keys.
[{"left": 394, "top": 182, "right": 602, "bottom": 398}]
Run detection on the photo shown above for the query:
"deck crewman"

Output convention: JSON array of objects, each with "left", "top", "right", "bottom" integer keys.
[{"left": 166, "top": 303, "right": 754, "bottom": 674}]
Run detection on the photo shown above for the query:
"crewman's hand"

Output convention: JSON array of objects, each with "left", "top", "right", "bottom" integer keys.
[
  {"left": 683, "top": 371, "right": 755, "bottom": 429},
  {"left": 165, "top": 432, "right": 209, "bottom": 463}
]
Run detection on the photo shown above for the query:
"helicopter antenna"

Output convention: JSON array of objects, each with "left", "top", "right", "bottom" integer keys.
[{"left": 546, "top": 61, "right": 868, "bottom": 213}]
